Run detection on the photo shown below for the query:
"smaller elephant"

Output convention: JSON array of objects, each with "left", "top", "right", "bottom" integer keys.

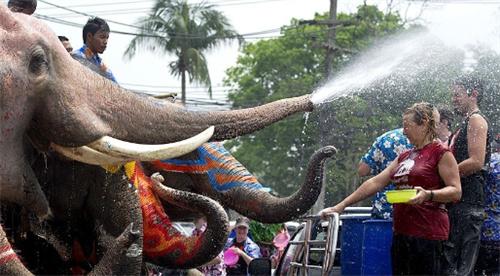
[{"left": 146, "top": 143, "right": 338, "bottom": 223}]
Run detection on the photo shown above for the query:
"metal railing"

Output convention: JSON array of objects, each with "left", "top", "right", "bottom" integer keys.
[{"left": 288, "top": 213, "right": 340, "bottom": 276}]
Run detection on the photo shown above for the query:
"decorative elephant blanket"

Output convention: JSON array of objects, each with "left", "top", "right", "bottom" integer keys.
[
  {"left": 124, "top": 162, "right": 202, "bottom": 265},
  {"left": 152, "top": 142, "right": 270, "bottom": 192}
]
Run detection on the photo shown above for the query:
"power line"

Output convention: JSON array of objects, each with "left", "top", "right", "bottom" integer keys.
[
  {"left": 38, "top": 0, "right": 286, "bottom": 38},
  {"left": 121, "top": 83, "right": 233, "bottom": 90},
  {"left": 38, "top": 0, "right": 146, "bottom": 30},
  {"left": 38, "top": 0, "right": 294, "bottom": 11},
  {"left": 36, "top": 13, "right": 288, "bottom": 40}
]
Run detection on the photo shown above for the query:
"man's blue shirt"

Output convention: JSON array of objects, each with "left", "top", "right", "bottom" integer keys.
[
  {"left": 361, "top": 128, "right": 413, "bottom": 219},
  {"left": 481, "top": 152, "right": 500, "bottom": 241},
  {"left": 73, "top": 45, "right": 117, "bottom": 82}
]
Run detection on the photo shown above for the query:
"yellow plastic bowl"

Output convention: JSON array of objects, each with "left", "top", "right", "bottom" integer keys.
[{"left": 385, "top": 189, "right": 417, "bottom": 204}]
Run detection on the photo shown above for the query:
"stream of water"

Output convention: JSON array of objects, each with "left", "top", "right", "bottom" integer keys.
[{"left": 311, "top": 2, "right": 500, "bottom": 105}]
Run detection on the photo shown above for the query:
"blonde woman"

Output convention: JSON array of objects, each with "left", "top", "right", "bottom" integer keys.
[{"left": 320, "top": 102, "right": 461, "bottom": 275}]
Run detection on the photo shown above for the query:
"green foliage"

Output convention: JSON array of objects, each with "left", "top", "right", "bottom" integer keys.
[
  {"left": 225, "top": 5, "right": 408, "bottom": 204},
  {"left": 249, "top": 221, "right": 281, "bottom": 243},
  {"left": 225, "top": 4, "right": 499, "bottom": 210},
  {"left": 472, "top": 48, "right": 500, "bottom": 134}
]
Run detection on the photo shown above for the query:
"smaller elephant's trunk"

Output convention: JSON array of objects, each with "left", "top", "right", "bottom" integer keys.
[
  {"left": 124, "top": 162, "right": 229, "bottom": 269},
  {"left": 223, "top": 146, "right": 337, "bottom": 223},
  {"left": 151, "top": 174, "right": 229, "bottom": 268}
]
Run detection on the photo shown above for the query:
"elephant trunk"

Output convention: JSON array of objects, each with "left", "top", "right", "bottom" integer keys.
[
  {"left": 151, "top": 174, "right": 230, "bottom": 269},
  {"left": 39, "top": 60, "right": 313, "bottom": 147},
  {"left": 223, "top": 146, "right": 337, "bottom": 223}
]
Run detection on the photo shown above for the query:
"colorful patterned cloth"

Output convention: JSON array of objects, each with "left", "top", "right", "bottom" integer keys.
[
  {"left": 124, "top": 162, "right": 202, "bottom": 265},
  {"left": 73, "top": 45, "right": 117, "bottom": 82},
  {"left": 481, "top": 152, "right": 500, "bottom": 241},
  {"left": 152, "top": 142, "right": 270, "bottom": 192},
  {"left": 360, "top": 128, "right": 412, "bottom": 219}
]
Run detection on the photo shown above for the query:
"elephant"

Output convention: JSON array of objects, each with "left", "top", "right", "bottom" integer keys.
[
  {"left": 16, "top": 149, "right": 229, "bottom": 274},
  {"left": 10, "top": 143, "right": 335, "bottom": 274},
  {"left": 0, "top": 5, "right": 317, "bottom": 274},
  {"left": 145, "top": 142, "right": 337, "bottom": 223}
]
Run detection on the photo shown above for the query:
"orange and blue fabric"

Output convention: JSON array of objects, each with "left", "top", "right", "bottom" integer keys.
[
  {"left": 151, "top": 142, "right": 271, "bottom": 192},
  {"left": 124, "top": 161, "right": 203, "bottom": 265}
]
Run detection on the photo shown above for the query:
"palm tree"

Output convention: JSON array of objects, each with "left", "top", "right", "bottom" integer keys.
[{"left": 124, "top": 0, "right": 242, "bottom": 104}]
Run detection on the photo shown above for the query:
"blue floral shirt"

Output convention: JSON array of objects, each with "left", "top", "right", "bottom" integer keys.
[
  {"left": 481, "top": 152, "right": 500, "bottom": 241},
  {"left": 73, "top": 45, "right": 117, "bottom": 82},
  {"left": 361, "top": 128, "right": 413, "bottom": 219}
]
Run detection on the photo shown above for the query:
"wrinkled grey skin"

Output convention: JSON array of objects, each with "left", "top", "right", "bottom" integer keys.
[
  {"left": 2, "top": 146, "right": 230, "bottom": 274},
  {"left": 0, "top": 3, "right": 312, "bottom": 221},
  {"left": 146, "top": 145, "right": 337, "bottom": 223},
  {"left": 0, "top": 5, "right": 315, "bottom": 274},
  {"left": 31, "top": 150, "right": 144, "bottom": 275}
]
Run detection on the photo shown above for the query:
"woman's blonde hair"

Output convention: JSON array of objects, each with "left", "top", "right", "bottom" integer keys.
[{"left": 403, "top": 102, "right": 438, "bottom": 140}]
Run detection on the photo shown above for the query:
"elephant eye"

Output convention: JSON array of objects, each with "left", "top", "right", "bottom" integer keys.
[{"left": 29, "top": 48, "right": 49, "bottom": 75}]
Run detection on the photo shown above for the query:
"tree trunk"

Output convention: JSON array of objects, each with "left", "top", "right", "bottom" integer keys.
[{"left": 181, "top": 69, "right": 186, "bottom": 105}]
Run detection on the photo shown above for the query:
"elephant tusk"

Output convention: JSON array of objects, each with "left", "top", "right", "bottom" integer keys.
[
  {"left": 88, "top": 126, "right": 215, "bottom": 161},
  {"left": 51, "top": 144, "right": 128, "bottom": 165}
]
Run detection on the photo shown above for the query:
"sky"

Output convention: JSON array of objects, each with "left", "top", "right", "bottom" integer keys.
[{"left": 8, "top": 0, "right": 497, "bottom": 108}]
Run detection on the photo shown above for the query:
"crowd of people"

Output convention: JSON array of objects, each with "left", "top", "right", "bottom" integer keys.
[
  {"left": 321, "top": 75, "right": 499, "bottom": 276},
  {"left": 7, "top": 0, "right": 499, "bottom": 275}
]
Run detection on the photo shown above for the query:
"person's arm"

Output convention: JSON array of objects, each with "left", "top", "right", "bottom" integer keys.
[
  {"left": 230, "top": 243, "right": 260, "bottom": 265},
  {"left": 320, "top": 159, "right": 396, "bottom": 218},
  {"left": 358, "top": 161, "right": 372, "bottom": 177},
  {"left": 409, "top": 152, "right": 462, "bottom": 204},
  {"left": 232, "top": 247, "right": 253, "bottom": 265},
  {"left": 458, "top": 114, "right": 488, "bottom": 177}
]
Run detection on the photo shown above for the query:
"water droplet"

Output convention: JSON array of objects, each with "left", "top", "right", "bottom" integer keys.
[{"left": 126, "top": 243, "right": 142, "bottom": 258}]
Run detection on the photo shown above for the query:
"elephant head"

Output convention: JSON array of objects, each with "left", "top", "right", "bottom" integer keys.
[
  {"left": 147, "top": 144, "right": 337, "bottom": 223},
  {"left": 0, "top": 5, "right": 317, "bottom": 273},
  {"left": 0, "top": 4, "right": 313, "bottom": 217}
]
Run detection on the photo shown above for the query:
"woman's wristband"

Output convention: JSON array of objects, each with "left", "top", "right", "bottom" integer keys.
[{"left": 428, "top": 190, "right": 434, "bottom": 201}]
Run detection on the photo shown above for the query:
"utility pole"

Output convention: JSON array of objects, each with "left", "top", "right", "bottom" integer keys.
[
  {"left": 312, "top": 0, "right": 337, "bottom": 215},
  {"left": 324, "top": 0, "right": 338, "bottom": 78}
]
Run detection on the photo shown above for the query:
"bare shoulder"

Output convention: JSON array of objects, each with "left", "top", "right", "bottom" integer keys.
[{"left": 468, "top": 114, "right": 488, "bottom": 130}]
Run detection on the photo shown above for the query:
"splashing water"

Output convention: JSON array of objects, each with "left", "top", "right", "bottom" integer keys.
[
  {"left": 126, "top": 243, "right": 143, "bottom": 258},
  {"left": 311, "top": 2, "right": 500, "bottom": 105}
]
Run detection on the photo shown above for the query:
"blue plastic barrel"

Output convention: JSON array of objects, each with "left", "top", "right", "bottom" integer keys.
[
  {"left": 361, "top": 219, "right": 393, "bottom": 276},
  {"left": 340, "top": 215, "right": 371, "bottom": 275}
]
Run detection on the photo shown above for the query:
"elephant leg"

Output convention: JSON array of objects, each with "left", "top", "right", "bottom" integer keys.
[
  {"left": 88, "top": 223, "right": 141, "bottom": 276},
  {"left": 0, "top": 224, "right": 33, "bottom": 275}
]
